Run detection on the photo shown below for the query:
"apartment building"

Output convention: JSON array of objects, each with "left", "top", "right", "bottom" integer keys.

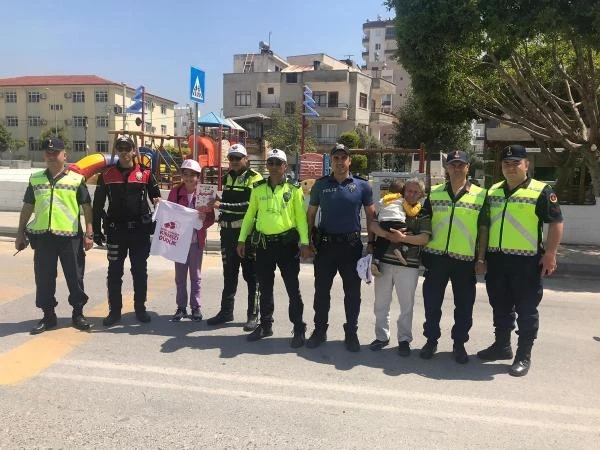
[
  {"left": 0, "top": 75, "right": 177, "bottom": 157},
  {"left": 222, "top": 46, "right": 396, "bottom": 151}
]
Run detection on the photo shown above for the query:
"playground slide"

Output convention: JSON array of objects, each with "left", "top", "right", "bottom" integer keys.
[
  {"left": 70, "top": 150, "right": 154, "bottom": 179},
  {"left": 187, "top": 135, "right": 218, "bottom": 167}
]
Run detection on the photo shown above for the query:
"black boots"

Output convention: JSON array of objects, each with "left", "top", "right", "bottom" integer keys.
[
  {"left": 477, "top": 329, "right": 513, "bottom": 360},
  {"left": 30, "top": 309, "right": 57, "bottom": 335},
  {"left": 72, "top": 308, "right": 91, "bottom": 331},
  {"left": 247, "top": 323, "right": 273, "bottom": 341},
  {"left": 243, "top": 314, "right": 259, "bottom": 332},
  {"left": 509, "top": 341, "right": 533, "bottom": 377},
  {"left": 291, "top": 323, "right": 306, "bottom": 348},
  {"left": 306, "top": 325, "right": 328, "bottom": 349},
  {"left": 452, "top": 342, "right": 469, "bottom": 364},
  {"left": 206, "top": 310, "right": 234, "bottom": 326},
  {"left": 103, "top": 310, "right": 122, "bottom": 327},
  {"left": 343, "top": 324, "right": 360, "bottom": 352},
  {"left": 419, "top": 340, "right": 438, "bottom": 359}
]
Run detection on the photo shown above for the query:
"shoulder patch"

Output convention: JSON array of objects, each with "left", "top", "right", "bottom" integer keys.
[{"left": 253, "top": 179, "right": 267, "bottom": 188}]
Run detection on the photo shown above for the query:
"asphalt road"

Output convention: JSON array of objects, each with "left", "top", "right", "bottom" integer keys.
[{"left": 0, "top": 240, "right": 599, "bottom": 449}]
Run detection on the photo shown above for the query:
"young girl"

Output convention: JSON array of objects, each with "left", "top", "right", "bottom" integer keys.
[{"left": 167, "top": 159, "right": 215, "bottom": 321}]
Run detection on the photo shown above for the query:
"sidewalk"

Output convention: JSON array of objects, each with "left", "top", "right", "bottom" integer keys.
[{"left": 0, "top": 210, "right": 598, "bottom": 278}]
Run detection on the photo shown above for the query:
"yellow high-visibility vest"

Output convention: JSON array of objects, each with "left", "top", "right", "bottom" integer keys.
[
  {"left": 424, "top": 183, "right": 486, "bottom": 261},
  {"left": 26, "top": 170, "right": 83, "bottom": 236},
  {"left": 488, "top": 179, "right": 545, "bottom": 256}
]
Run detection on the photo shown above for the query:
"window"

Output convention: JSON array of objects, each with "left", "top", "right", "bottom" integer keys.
[
  {"left": 359, "top": 93, "right": 368, "bottom": 109},
  {"left": 316, "top": 124, "right": 338, "bottom": 138},
  {"left": 95, "top": 91, "right": 108, "bottom": 102},
  {"left": 235, "top": 90, "right": 251, "bottom": 106},
  {"left": 73, "top": 141, "right": 86, "bottom": 152},
  {"left": 96, "top": 116, "right": 109, "bottom": 127},
  {"left": 328, "top": 92, "right": 339, "bottom": 108},
  {"left": 267, "top": 87, "right": 274, "bottom": 95},
  {"left": 5, "top": 92, "right": 17, "bottom": 103},
  {"left": 285, "top": 73, "right": 298, "bottom": 83},
  {"left": 28, "top": 116, "right": 43, "bottom": 127},
  {"left": 284, "top": 101, "right": 296, "bottom": 114},
  {"left": 28, "top": 92, "right": 41, "bottom": 103},
  {"left": 375, "top": 43, "right": 381, "bottom": 50},
  {"left": 5, "top": 116, "right": 18, "bottom": 127},
  {"left": 385, "top": 27, "right": 395, "bottom": 39},
  {"left": 313, "top": 91, "right": 327, "bottom": 106},
  {"left": 50, "top": 104, "right": 63, "bottom": 111},
  {"left": 161, "top": 125, "right": 167, "bottom": 134},
  {"left": 73, "top": 116, "right": 87, "bottom": 127},
  {"left": 96, "top": 141, "right": 109, "bottom": 152},
  {"left": 29, "top": 138, "right": 40, "bottom": 151},
  {"left": 113, "top": 105, "right": 123, "bottom": 115},
  {"left": 160, "top": 105, "right": 167, "bottom": 115},
  {"left": 72, "top": 91, "right": 85, "bottom": 103}
]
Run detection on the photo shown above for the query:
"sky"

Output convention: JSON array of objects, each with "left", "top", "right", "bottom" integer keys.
[{"left": 2, "top": 0, "right": 392, "bottom": 115}]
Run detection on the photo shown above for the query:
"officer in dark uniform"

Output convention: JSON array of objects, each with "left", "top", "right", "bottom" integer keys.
[
  {"left": 92, "top": 135, "right": 161, "bottom": 326},
  {"left": 419, "top": 150, "right": 488, "bottom": 364},
  {"left": 206, "top": 143, "right": 263, "bottom": 331},
  {"left": 16, "top": 137, "right": 93, "bottom": 334},
  {"left": 237, "top": 149, "right": 311, "bottom": 346},
  {"left": 306, "top": 143, "right": 375, "bottom": 352},
  {"left": 477, "top": 144, "right": 563, "bottom": 377}
]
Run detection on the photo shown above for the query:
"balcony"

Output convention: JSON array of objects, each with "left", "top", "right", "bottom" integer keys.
[
  {"left": 370, "top": 108, "right": 395, "bottom": 125},
  {"left": 313, "top": 103, "right": 349, "bottom": 120},
  {"left": 314, "top": 136, "right": 337, "bottom": 145}
]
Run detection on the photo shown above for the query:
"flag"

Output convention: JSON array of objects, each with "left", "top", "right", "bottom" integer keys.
[{"left": 126, "top": 86, "right": 144, "bottom": 113}]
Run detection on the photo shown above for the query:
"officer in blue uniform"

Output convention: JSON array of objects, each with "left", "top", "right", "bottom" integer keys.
[{"left": 306, "top": 144, "right": 375, "bottom": 352}]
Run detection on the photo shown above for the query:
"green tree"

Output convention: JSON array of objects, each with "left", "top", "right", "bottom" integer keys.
[
  {"left": 264, "top": 110, "right": 316, "bottom": 158},
  {"left": 350, "top": 154, "right": 368, "bottom": 176},
  {"left": 337, "top": 130, "right": 360, "bottom": 149},
  {"left": 386, "top": 0, "right": 600, "bottom": 195},
  {"left": 0, "top": 123, "right": 12, "bottom": 153}
]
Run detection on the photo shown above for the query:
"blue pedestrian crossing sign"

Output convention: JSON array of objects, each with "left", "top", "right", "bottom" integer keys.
[{"left": 190, "top": 67, "right": 205, "bottom": 103}]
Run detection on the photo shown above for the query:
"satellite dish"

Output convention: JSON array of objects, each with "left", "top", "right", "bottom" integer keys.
[{"left": 135, "top": 117, "right": 142, "bottom": 126}]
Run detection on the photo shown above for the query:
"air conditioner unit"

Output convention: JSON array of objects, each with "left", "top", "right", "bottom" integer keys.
[
  {"left": 41, "top": 119, "right": 48, "bottom": 125},
  {"left": 64, "top": 119, "right": 72, "bottom": 126},
  {"left": 40, "top": 93, "right": 47, "bottom": 99},
  {"left": 64, "top": 92, "right": 72, "bottom": 98}
]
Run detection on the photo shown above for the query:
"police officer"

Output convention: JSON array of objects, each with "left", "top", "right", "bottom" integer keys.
[
  {"left": 420, "top": 150, "right": 489, "bottom": 364},
  {"left": 15, "top": 137, "right": 93, "bottom": 334},
  {"left": 92, "top": 135, "right": 161, "bottom": 326},
  {"left": 237, "top": 149, "right": 311, "bottom": 346},
  {"left": 477, "top": 144, "right": 563, "bottom": 377},
  {"left": 306, "top": 143, "right": 375, "bottom": 352},
  {"left": 206, "top": 143, "right": 263, "bottom": 331}
]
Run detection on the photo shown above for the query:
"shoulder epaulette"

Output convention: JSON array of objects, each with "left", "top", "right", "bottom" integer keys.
[
  {"left": 353, "top": 175, "right": 368, "bottom": 181},
  {"left": 253, "top": 179, "right": 267, "bottom": 188},
  {"left": 315, "top": 175, "right": 329, "bottom": 181}
]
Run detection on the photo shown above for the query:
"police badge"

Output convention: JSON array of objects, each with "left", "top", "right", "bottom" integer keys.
[
  {"left": 135, "top": 171, "right": 143, "bottom": 181},
  {"left": 348, "top": 183, "right": 357, "bottom": 192}
]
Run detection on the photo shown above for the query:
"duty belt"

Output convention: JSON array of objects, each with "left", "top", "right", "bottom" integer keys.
[
  {"left": 263, "top": 229, "right": 297, "bottom": 242},
  {"left": 321, "top": 231, "right": 361, "bottom": 243},
  {"left": 220, "top": 219, "right": 244, "bottom": 229}
]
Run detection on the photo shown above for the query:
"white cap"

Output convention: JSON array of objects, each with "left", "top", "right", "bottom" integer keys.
[
  {"left": 266, "top": 148, "right": 287, "bottom": 163},
  {"left": 227, "top": 143, "right": 247, "bottom": 157},
  {"left": 180, "top": 159, "right": 202, "bottom": 173}
]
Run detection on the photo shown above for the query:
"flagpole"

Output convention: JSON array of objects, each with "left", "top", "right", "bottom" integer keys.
[{"left": 141, "top": 87, "right": 146, "bottom": 141}]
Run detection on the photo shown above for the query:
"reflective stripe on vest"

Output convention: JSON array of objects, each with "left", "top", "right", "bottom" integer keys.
[
  {"left": 424, "top": 183, "right": 486, "bottom": 261},
  {"left": 26, "top": 170, "right": 83, "bottom": 236},
  {"left": 488, "top": 179, "right": 545, "bottom": 256}
]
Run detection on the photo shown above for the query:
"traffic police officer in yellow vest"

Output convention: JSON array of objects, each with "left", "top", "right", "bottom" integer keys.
[
  {"left": 15, "top": 137, "right": 94, "bottom": 334},
  {"left": 237, "top": 148, "right": 311, "bottom": 347},
  {"left": 206, "top": 143, "right": 263, "bottom": 331},
  {"left": 477, "top": 144, "right": 563, "bottom": 377},
  {"left": 420, "top": 150, "right": 489, "bottom": 363}
]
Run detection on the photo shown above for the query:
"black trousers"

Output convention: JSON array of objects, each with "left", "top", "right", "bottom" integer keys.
[
  {"left": 313, "top": 239, "right": 363, "bottom": 331},
  {"left": 255, "top": 238, "right": 304, "bottom": 327},
  {"left": 106, "top": 222, "right": 151, "bottom": 311},
  {"left": 485, "top": 253, "right": 543, "bottom": 342},
  {"left": 33, "top": 234, "right": 88, "bottom": 311},
  {"left": 220, "top": 228, "right": 258, "bottom": 316},
  {"left": 422, "top": 253, "right": 476, "bottom": 343}
]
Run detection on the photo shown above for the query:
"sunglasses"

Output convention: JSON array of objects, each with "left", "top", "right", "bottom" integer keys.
[
  {"left": 227, "top": 156, "right": 242, "bottom": 161},
  {"left": 266, "top": 159, "right": 283, "bottom": 166}
]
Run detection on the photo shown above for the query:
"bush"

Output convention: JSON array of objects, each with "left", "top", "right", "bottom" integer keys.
[
  {"left": 350, "top": 154, "right": 368, "bottom": 175},
  {"left": 338, "top": 130, "right": 360, "bottom": 149}
]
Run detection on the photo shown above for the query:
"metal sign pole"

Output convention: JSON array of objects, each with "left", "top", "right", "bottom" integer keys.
[{"left": 193, "top": 103, "right": 198, "bottom": 161}]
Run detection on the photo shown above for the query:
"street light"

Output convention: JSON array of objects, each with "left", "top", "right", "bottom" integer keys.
[{"left": 83, "top": 116, "right": 89, "bottom": 156}]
